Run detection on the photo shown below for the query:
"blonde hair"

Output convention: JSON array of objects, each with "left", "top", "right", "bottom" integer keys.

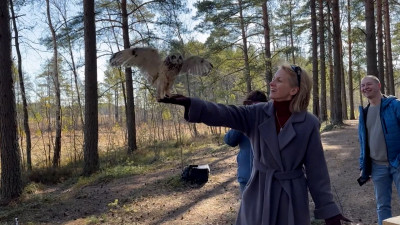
[
  {"left": 363, "top": 75, "right": 380, "bottom": 84},
  {"left": 278, "top": 64, "right": 312, "bottom": 112}
]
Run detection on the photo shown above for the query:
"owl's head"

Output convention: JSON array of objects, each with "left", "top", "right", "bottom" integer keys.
[{"left": 166, "top": 54, "right": 183, "bottom": 66}]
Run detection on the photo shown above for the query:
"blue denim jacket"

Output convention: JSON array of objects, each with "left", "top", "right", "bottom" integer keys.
[
  {"left": 224, "top": 129, "right": 253, "bottom": 185},
  {"left": 359, "top": 96, "right": 400, "bottom": 179}
]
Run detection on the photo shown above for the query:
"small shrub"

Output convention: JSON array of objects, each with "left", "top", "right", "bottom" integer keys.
[
  {"left": 108, "top": 199, "right": 119, "bottom": 208},
  {"left": 22, "top": 182, "right": 43, "bottom": 195},
  {"left": 162, "top": 175, "right": 185, "bottom": 189},
  {"left": 86, "top": 215, "right": 101, "bottom": 224},
  {"left": 27, "top": 167, "right": 76, "bottom": 184}
]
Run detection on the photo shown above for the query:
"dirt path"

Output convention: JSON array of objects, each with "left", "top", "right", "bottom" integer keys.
[{"left": 3, "top": 120, "right": 400, "bottom": 225}]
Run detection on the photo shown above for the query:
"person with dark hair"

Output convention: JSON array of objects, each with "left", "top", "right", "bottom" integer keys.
[
  {"left": 224, "top": 90, "right": 268, "bottom": 197},
  {"left": 358, "top": 75, "right": 400, "bottom": 225},
  {"left": 159, "top": 64, "right": 350, "bottom": 225},
  {"left": 242, "top": 90, "right": 268, "bottom": 105}
]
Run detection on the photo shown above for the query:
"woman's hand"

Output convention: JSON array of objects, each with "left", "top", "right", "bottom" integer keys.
[{"left": 157, "top": 94, "right": 191, "bottom": 107}]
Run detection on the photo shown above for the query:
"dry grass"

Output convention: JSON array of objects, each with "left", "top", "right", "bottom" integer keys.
[{"left": 17, "top": 119, "right": 228, "bottom": 170}]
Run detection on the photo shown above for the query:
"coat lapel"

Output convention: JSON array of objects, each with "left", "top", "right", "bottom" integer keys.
[
  {"left": 278, "top": 111, "right": 306, "bottom": 150},
  {"left": 258, "top": 105, "right": 283, "bottom": 169}
]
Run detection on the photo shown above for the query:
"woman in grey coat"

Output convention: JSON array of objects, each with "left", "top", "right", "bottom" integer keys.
[{"left": 159, "top": 64, "right": 350, "bottom": 225}]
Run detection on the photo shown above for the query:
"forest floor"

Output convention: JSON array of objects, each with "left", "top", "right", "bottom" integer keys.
[{"left": 1, "top": 120, "right": 400, "bottom": 225}]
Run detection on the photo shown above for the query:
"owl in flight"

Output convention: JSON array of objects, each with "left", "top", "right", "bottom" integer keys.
[{"left": 109, "top": 47, "right": 213, "bottom": 100}]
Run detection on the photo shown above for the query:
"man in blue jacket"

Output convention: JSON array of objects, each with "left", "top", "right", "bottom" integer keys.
[
  {"left": 359, "top": 75, "right": 400, "bottom": 225},
  {"left": 224, "top": 90, "right": 268, "bottom": 196}
]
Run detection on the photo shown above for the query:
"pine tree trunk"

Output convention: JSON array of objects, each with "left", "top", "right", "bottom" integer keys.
[
  {"left": 238, "top": 0, "right": 252, "bottom": 93},
  {"left": 339, "top": 35, "right": 347, "bottom": 120},
  {"left": 289, "top": 1, "right": 295, "bottom": 64},
  {"left": 311, "top": 0, "right": 319, "bottom": 118},
  {"left": 45, "top": 0, "right": 62, "bottom": 168},
  {"left": 115, "top": 89, "right": 119, "bottom": 123},
  {"left": 262, "top": 2, "right": 272, "bottom": 95},
  {"left": 10, "top": 0, "right": 32, "bottom": 171},
  {"left": 365, "top": 0, "right": 378, "bottom": 76},
  {"left": 347, "top": 0, "right": 355, "bottom": 119},
  {"left": 119, "top": 70, "right": 126, "bottom": 126},
  {"left": 0, "top": 0, "right": 22, "bottom": 201},
  {"left": 377, "top": 0, "right": 385, "bottom": 92},
  {"left": 65, "top": 23, "right": 84, "bottom": 128},
  {"left": 57, "top": 7, "right": 85, "bottom": 128},
  {"left": 83, "top": 0, "right": 99, "bottom": 176},
  {"left": 331, "top": 0, "right": 343, "bottom": 125},
  {"left": 319, "top": 0, "right": 327, "bottom": 121},
  {"left": 340, "top": 50, "right": 348, "bottom": 120},
  {"left": 327, "top": 1, "right": 334, "bottom": 121},
  {"left": 383, "top": 0, "right": 394, "bottom": 95},
  {"left": 121, "top": 0, "right": 137, "bottom": 154}
]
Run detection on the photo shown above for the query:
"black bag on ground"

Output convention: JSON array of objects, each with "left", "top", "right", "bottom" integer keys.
[{"left": 181, "top": 164, "right": 210, "bottom": 185}]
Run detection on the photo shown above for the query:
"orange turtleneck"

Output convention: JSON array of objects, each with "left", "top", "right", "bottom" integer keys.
[{"left": 273, "top": 100, "right": 292, "bottom": 133}]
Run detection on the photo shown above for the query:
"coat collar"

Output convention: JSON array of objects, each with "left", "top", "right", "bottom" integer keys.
[{"left": 258, "top": 104, "right": 307, "bottom": 169}]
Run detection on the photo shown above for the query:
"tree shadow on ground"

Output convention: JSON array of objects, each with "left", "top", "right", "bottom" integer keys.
[{"left": 0, "top": 142, "right": 240, "bottom": 225}]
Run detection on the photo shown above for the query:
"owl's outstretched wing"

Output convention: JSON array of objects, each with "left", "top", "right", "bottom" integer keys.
[
  {"left": 180, "top": 56, "right": 213, "bottom": 76},
  {"left": 109, "top": 47, "right": 162, "bottom": 80}
]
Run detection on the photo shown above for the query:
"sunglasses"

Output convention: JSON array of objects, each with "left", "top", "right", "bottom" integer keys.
[{"left": 290, "top": 65, "right": 302, "bottom": 87}]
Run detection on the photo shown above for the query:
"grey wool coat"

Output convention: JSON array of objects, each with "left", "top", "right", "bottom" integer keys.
[{"left": 185, "top": 98, "right": 341, "bottom": 225}]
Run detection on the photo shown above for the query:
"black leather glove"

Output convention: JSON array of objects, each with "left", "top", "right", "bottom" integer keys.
[
  {"left": 157, "top": 94, "right": 191, "bottom": 108},
  {"left": 325, "top": 214, "right": 351, "bottom": 225}
]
